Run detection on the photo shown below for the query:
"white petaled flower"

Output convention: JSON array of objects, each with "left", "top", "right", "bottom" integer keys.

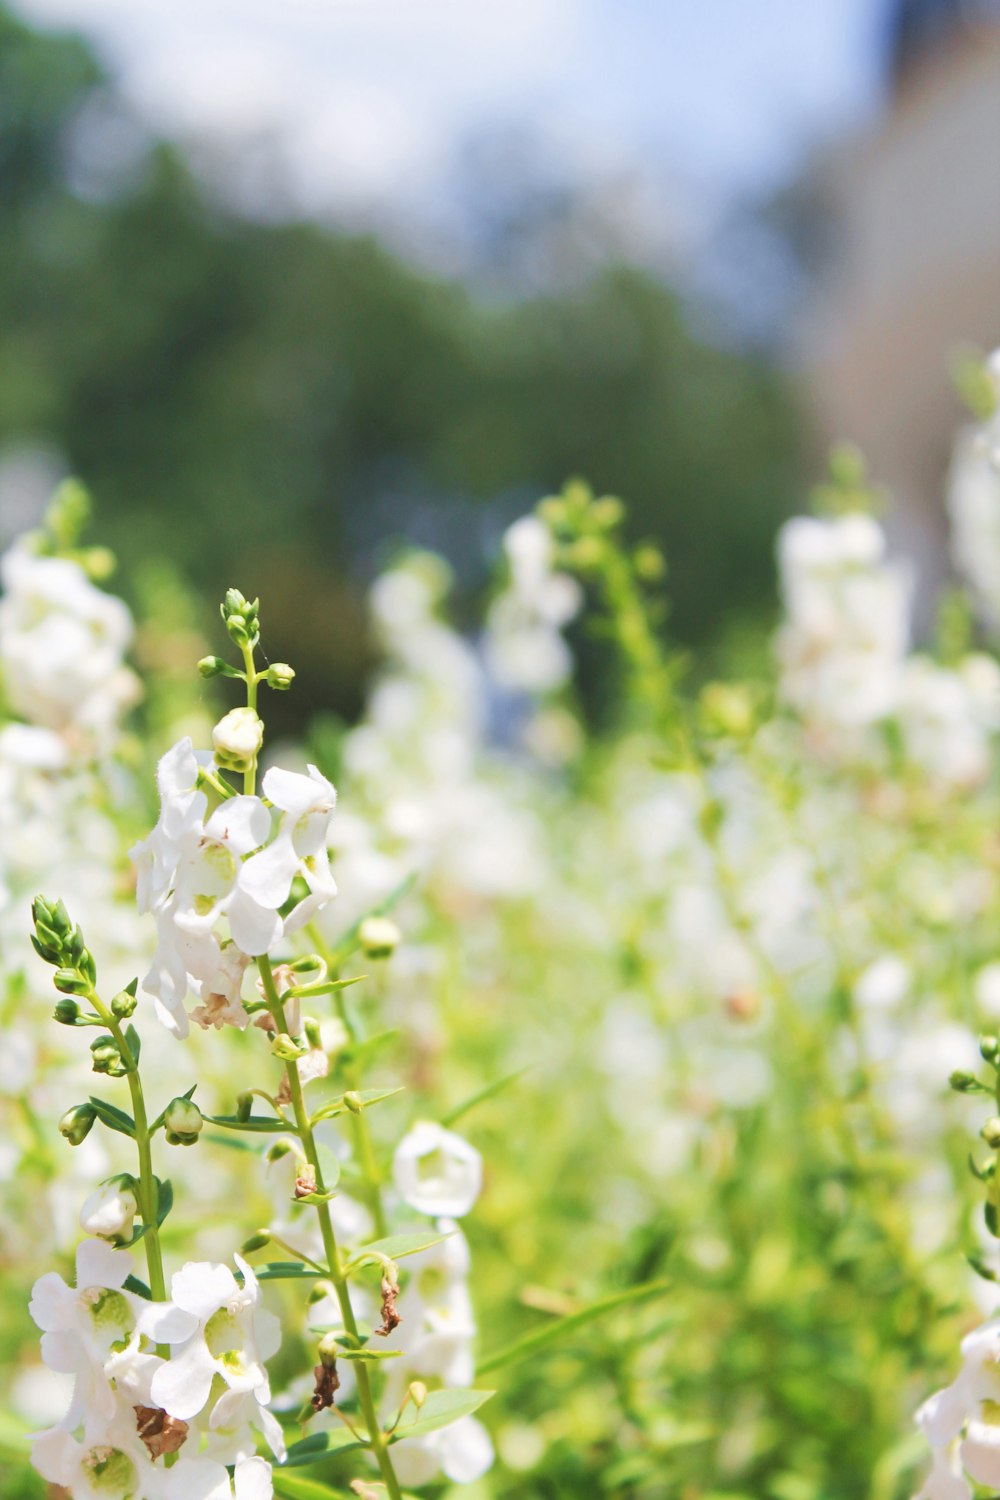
[
  {"left": 29, "top": 1240, "right": 193, "bottom": 1440},
  {"left": 131, "top": 738, "right": 282, "bottom": 1035},
  {"left": 212, "top": 708, "right": 264, "bottom": 774},
  {"left": 392, "top": 1416, "right": 494, "bottom": 1488},
  {"left": 393, "top": 1122, "right": 482, "bottom": 1219},
  {"left": 79, "top": 1180, "right": 138, "bottom": 1245},
  {"left": 912, "top": 1441, "right": 971, "bottom": 1500},
  {"left": 913, "top": 1316, "right": 1000, "bottom": 1497},
  {"left": 150, "top": 1255, "right": 282, "bottom": 1447},
  {"left": 240, "top": 765, "right": 338, "bottom": 934},
  {"left": 0, "top": 541, "right": 139, "bottom": 755},
  {"left": 485, "top": 515, "right": 582, "bottom": 694},
  {"left": 775, "top": 512, "right": 910, "bottom": 745},
  {"left": 31, "top": 1422, "right": 271, "bottom": 1500}
]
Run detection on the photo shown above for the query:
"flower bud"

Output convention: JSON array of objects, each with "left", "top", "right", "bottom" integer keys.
[
  {"left": 198, "top": 655, "right": 228, "bottom": 679},
  {"left": 343, "top": 1090, "right": 362, "bottom": 1114},
  {"left": 265, "top": 1139, "right": 295, "bottom": 1164},
  {"left": 982, "top": 1035, "right": 1000, "bottom": 1064},
  {"left": 236, "top": 1091, "right": 254, "bottom": 1122},
  {"left": 221, "top": 589, "right": 260, "bottom": 647},
  {"left": 408, "top": 1381, "right": 428, "bottom": 1409},
  {"left": 265, "top": 662, "right": 295, "bottom": 691},
  {"left": 271, "top": 1032, "right": 306, "bottom": 1061},
  {"left": 212, "top": 707, "right": 264, "bottom": 773},
  {"left": 53, "top": 967, "right": 90, "bottom": 996},
  {"left": 317, "top": 1332, "right": 340, "bottom": 1366},
  {"left": 90, "top": 1035, "right": 127, "bottom": 1077},
  {"left": 982, "top": 1117, "right": 1000, "bottom": 1149},
  {"left": 111, "top": 980, "right": 138, "bottom": 1019},
  {"left": 59, "top": 1103, "right": 97, "bottom": 1145},
  {"left": 80, "top": 1176, "right": 138, "bottom": 1243},
  {"left": 240, "top": 1229, "right": 271, "bottom": 1253},
  {"left": 359, "top": 916, "right": 401, "bottom": 960},
  {"left": 951, "top": 1071, "right": 984, "bottom": 1094},
  {"left": 163, "top": 1097, "right": 204, "bottom": 1146},
  {"left": 53, "top": 997, "right": 80, "bottom": 1025}
]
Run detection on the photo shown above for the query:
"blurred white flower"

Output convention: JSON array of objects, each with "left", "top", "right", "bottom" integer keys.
[{"left": 393, "top": 1121, "right": 482, "bottom": 1218}]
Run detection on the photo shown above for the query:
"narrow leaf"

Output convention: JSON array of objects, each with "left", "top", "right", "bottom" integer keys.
[
  {"left": 274, "top": 1472, "right": 357, "bottom": 1498},
  {"left": 311, "top": 1088, "right": 404, "bottom": 1125},
  {"left": 284, "top": 1426, "right": 367, "bottom": 1466},
  {"left": 255, "top": 1262, "right": 322, "bottom": 1282},
  {"left": 155, "top": 1178, "right": 173, "bottom": 1227},
  {"left": 477, "top": 1279, "right": 669, "bottom": 1375},
  {"left": 88, "top": 1097, "right": 136, "bottom": 1139},
  {"left": 389, "top": 1388, "right": 494, "bottom": 1442},
  {"left": 207, "top": 1114, "right": 292, "bottom": 1133},
  {"left": 441, "top": 1068, "right": 529, "bottom": 1128},
  {"left": 349, "top": 1231, "right": 451, "bottom": 1269}
]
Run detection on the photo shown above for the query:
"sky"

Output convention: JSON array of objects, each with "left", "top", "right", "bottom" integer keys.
[{"left": 12, "top": 0, "right": 892, "bottom": 263}]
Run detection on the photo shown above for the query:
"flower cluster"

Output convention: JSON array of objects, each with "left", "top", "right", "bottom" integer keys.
[
  {"left": 30, "top": 1240, "right": 281, "bottom": 1499},
  {"left": 131, "top": 740, "right": 337, "bottom": 1037}
]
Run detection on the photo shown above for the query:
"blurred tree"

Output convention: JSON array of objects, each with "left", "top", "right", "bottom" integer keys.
[{"left": 0, "top": 4, "right": 803, "bottom": 726}]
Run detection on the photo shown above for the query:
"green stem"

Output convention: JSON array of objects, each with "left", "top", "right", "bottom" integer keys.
[
  {"left": 258, "top": 955, "right": 403, "bottom": 1500},
  {"left": 88, "top": 992, "right": 167, "bottom": 1306}
]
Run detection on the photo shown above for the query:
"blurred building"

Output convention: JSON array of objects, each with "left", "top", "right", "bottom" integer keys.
[{"left": 807, "top": 0, "right": 1000, "bottom": 589}]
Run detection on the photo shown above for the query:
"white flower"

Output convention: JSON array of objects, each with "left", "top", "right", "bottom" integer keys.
[
  {"left": 31, "top": 1423, "right": 271, "bottom": 1500},
  {"left": 775, "top": 512, "right": 910, "bottom": 743},
  {"left": 0, "top": 541, "right": 139, "bottom": 753},
  {"left": 240, "top": 764, "right": 338, "bottom": 934},
  {"left": 29, "top": 1240, "right": 192, "bottom": 1440},
  {"left": 212, "top": 708, "right": 264, "bottom": 774},
  {"left": 150, "top": 1255, "right": 281, "bottom": 1441},
  {"left": 484, "top": 515, "right": 582, "bottom": 694},
  {"left": 79, "top": 1180, "right": 138, "bottom": 1244},
  {"left": 393, "top": 1122, "right": 482, "bottom": 1218},
  {"left": 912, "top": 1442, "right": 971, "bottom": 1500},
  {"left": 392, "top": 1416, "right": 494, "bottom": 1487}
]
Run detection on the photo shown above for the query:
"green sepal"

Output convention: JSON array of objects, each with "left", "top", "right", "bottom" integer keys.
[{"left": 207, "top": 1113, "right": 292, "bottom": 1133}]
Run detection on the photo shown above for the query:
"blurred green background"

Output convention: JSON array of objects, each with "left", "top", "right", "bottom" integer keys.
[{"left": 0, "top": 1, "right": 807, "bottom": 726}]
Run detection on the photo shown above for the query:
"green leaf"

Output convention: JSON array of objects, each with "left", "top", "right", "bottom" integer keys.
[
  {"left": 207, "top": 1113, "right": 292, "bottom": 1133},
  {"left": 311, "top": 1088, "right": 404, "bottom": 1125},
  {"left": 273, "top": 1471, "right": 357, "bottom": 1498},
  {"left": 389, "top": 1388, "right": 494, "bottom": 1442},
  {"left": 124, "top": 1023, "right": 141, "bottom": 1063},
  {"left": 330, "top": 1347, "right": 403, "bottom": 1361},
  {"left": 441, "top": 1067, "right": 529, "bottom": 1128},
  {"left": 123, "top": 1273, "right": 151, "bottom": 1298},
  {"left": 284, "top": 1426, "right": 368, "bottom": 1467},
  {"left": 295, "top": 1190, "right": 338, "bottom": 1206},
  {"left": 477, "top": 1279, "right": 669, "bottom": 1375},
  {"left": 88, "top": 1096, "right": 136, "bottom": 1139},
  {"left": 155, "top": 1178, "right": 173, "bottom": 1227},
  {"left": 255, "top": 1262, "right": 323, "bottom": 1282},
  {"left": 348, "top": 1231, "right": 452, "bottom": 1269},
  {"left": 203, "top": 1131, "right": 257, "bottom": 1154}
]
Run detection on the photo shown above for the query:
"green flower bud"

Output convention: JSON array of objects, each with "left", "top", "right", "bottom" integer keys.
[
  {"left": 53, "top": 997, "right": 81, "bottom": 1025},
  {"left": 52, "top": 967, "right": 88, "bottom": 995},
  {"left": 950, "top": 1070, "right": 984, "bottom": 1093},
  {"left": 592, "top": 495, "right": 624, "bottom": 530},
  {"left": 236, "top": 1091, "right": 254, "bottom": 1122},
  {"left": 343, "top": 1090, "right": 362, "bottom": 1115},
  {"left": 982, "top": 1036, "right": 1000, "bottom": 1064},
  {"left": 304, "top": 1017, "right": 322, "bottom": 1049},
  {"left": 240, "top": 1229, "right": 271, "bottom": 1253},
  {"left": 198, "top": 655, "right": 228, "bottom": 679},
  {"left": 265, "top": 662, "right": 295, "bottom": 691},
  {"left": 111, "top": 980, "right": 138, "bottom": 1019},
  {"left": 90, "top": 1035, "right": 127, "bottom": 1077},
  {"left": 265, "top": 1139, "right": 295, "bottom": 1164},
  {"left": 409, "top": 1381, "right": 428, "bottom": 1409},
  {"left": 59, "top": 1103, "right": 97, "bottom": 1145},
  {"left": 212, "top": 707, "right": 264, "bottom": 773},
  {"left": 359, "top": 916, "right": 401, "bottom": 960},
  {"left": 163, "top": 1097, "right": 204, "bottom": 1146},
  {"left": 270, "top": 1032, "right": 306, "bottom": 1061},
  {"left": 982, "top": 1117, "right": 1000, "bottom": 1150},
  {"left": 220, "top": 589, "right": 260, "bottom": 647}
]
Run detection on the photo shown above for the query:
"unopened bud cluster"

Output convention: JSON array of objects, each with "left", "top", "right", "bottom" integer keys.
[
  {"left": 220, "top": 588, "right": 260, "bottom": 648},
  {"left": 31, "top": 896, "right": 97, "bottom": 993}
]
